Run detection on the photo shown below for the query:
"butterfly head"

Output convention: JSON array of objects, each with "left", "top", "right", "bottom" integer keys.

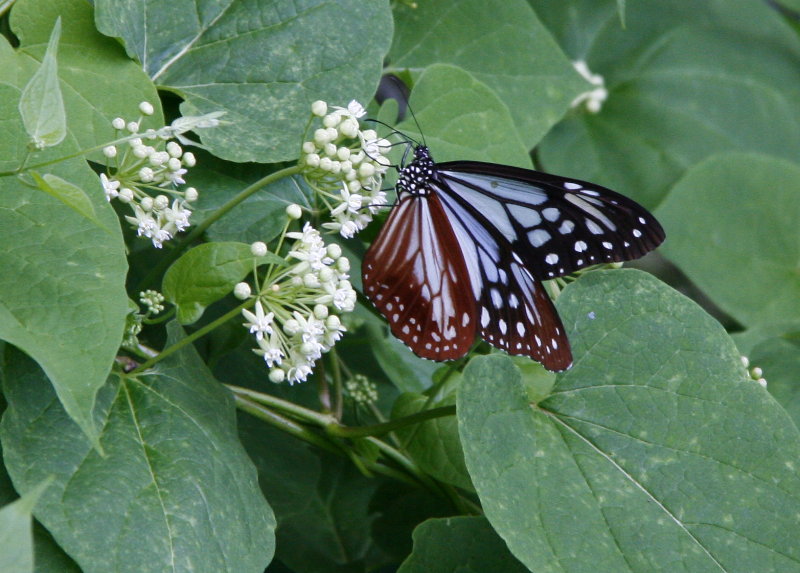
[{"left": 397, "top": 145, "right": 436, "bottom": 197}]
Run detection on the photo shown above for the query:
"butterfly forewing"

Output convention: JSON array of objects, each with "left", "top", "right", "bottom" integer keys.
[
  {"left": 437, "top": 162, "right": 665, "bottom": 280},
  {"left": 362, "top": 192, "right": 476, "bottom": 360}
]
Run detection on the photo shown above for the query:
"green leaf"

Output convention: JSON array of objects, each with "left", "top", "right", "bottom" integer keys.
[
  {"left": 0, "top": 326, "right": 276, "bottom": 573},
  {"left": 458, "top": 270, "right": 800, "bottom": 572},
  {"left": 30, "top": 172, "right": 102, "bottom": 228},
  {"left": 0, "top": 478, "right": 51, "bottom": 573},
  {"left": 395, "top": 64, "right": 532, "bottom": 168},
  {"left": 389, "top": 0, "right": 585, "bottom": 149},
  {"left": 18, "top": 17, "right": 65, "bottom": 149},
  {"left": 657, "top": 152, "right": 800, "bottom": 329},
  {"left": 238, "top": 416, "right": 385, "bottom": 572},
  {"left": 392, "top": 391, "right": 473, "bottom": 491},
  {"left": 398, "top": 516, "right": 528, "bottom": 573},
  {"left": 533, "top": 0, "right": 800, "bottom": 208},
  {"left": 0, "top": 157, "right": 128, "bottom": 446},
  {"left": 163, "top": 242, "right": 272, "bottom": 324},
  {"left": 95, "top": 0, "right": 393, "bottom": 163}
]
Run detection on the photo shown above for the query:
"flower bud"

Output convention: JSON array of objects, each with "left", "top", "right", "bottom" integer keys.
[
  {"left": 286, "top": 204, "right": 302, "bottom": 220},
  {"left": 251, "top": 241, "right": 268, "bottom": 256},
  {"left": 233, "top": 282, "right": 251, "bottom": 299},
  {"left": 311, "top": 100, "right": 327, "bottom": 117},
  {"left": 154, "top": 195, "right": 170, "bottom": 210},
  {"left": 166, "top": 141, "right": 182, "bottom": 157},
  {"left": 139, "top": 101, "right": 155, "bottom": 116}
]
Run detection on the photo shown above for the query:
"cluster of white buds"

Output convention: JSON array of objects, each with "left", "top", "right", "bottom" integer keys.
[
  {"left": 99, "top": 102, "right": 201, "bottom": 248},
  {"left": 741, "top": 356, "right": 767, "bottom": 388},
  {"left": 240, "top": 206, "right": 356, "bottom": 384},
  {"left": 299, "top": 100, "right": 392, "bottom": 238},
  {"left": 345, "top": 374, "right": 378, "bottom": 405},
  {"left": 570, "top": 60, "right": 608, "bottom": 114},
  {"left": 122, "top": 289, "right": 166, "bottom": 349}
]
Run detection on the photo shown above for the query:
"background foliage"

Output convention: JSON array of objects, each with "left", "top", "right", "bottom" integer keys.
[{"left": 1, "top": 0, "right": 799, "bottom": 571}]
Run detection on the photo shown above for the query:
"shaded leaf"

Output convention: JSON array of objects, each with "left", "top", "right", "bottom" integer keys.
[
  {"left": 458, "top": 270, "right": 800, "bottom": 572},
  {"left": 392, "top": 392, "right": 473, "bottom": 491},
  {"left": 398, "top": 516, "right": 528, "bottom": 573},
  {"left": 657, "top": 152, "right": 800, "bottom": 329},
  {"left": 533, "top": 0, "right": 800, "bottom": 208}
]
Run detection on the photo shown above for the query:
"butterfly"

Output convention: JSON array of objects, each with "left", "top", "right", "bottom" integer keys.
[{"left": 362, "top": 144, "right": 665, "bottom": 371}]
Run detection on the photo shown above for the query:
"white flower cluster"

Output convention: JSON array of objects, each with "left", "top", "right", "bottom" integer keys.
[
  {"left": 100, "top": 102, "right": 200, "bottom": 248},
  {"left": 300, "top": 100, "right": 392, "bottom": 238},
  {"left": 242, "top": 214, "right": 356, "bottom": 385},
  {"left": 570, "top": 60, "right": 608, "bottom": 114}
]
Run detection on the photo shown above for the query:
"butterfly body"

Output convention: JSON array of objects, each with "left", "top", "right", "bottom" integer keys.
[{"left": 362, "top": 145, "right": 665, "bottom": 371}]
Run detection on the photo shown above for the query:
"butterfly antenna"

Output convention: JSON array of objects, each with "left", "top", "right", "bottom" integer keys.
[{"left": 405, "top": 100, "right": 426, "bottom": 147}]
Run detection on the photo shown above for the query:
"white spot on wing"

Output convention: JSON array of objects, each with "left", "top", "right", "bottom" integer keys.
[
  {"left": 528, "top": 229, "right": 551, "bottom": 247},
  {"left": 542, "top": 207, "right": 560, "bottom": 222}
]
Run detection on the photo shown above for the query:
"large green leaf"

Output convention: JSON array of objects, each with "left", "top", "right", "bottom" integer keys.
[
  {"left": 0, "top": 325, "right": 276, "bottom": 573},
  {"left": 389, "top": 0, "right": 586, "bottom": 149},
  {"left": 657, "top": 152, "right": 800, "bottom": 329},
  {"left": 532, "top": 0, "right": 800, "bottom": 208},
  {"left": 0, "top": 0, "right": 162, "bottom": 443},
  {"left": 95, "top": 0, "right": 393, "bottom": 163},
  {"left": 398, "top": 517, "right": 528, "bottom": 573},
  {"left": 458, "top": 270, "right": 800, "bottom": 572}
]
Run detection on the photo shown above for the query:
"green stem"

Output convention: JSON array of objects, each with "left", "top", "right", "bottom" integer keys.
[
  {"left": 129, "top": 300, "right": 250, "bottom": 375},
  {"left": 136, "top": 164, "right": 304, "bottom": 291},
  {"left": 233, "top": 393, "right": 434, "bottom": 488},
  {"left": 325, "top": 405, "right": 456, "bottom": 438}
]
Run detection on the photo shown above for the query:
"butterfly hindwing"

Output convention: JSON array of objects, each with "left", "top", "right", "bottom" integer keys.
[
  {"left": 362, "top": 192, "right": 476, "bottom": 360},
  {"left": 437, "top": 162, "right": 665, "bottom": 280},
  {"left": 434, "top": 178, "right": 573, "bottom": 370}
]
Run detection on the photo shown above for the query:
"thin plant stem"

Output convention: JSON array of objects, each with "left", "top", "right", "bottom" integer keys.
[{"left": 129, "top": 299, "right": 251, "bottom": 375}]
